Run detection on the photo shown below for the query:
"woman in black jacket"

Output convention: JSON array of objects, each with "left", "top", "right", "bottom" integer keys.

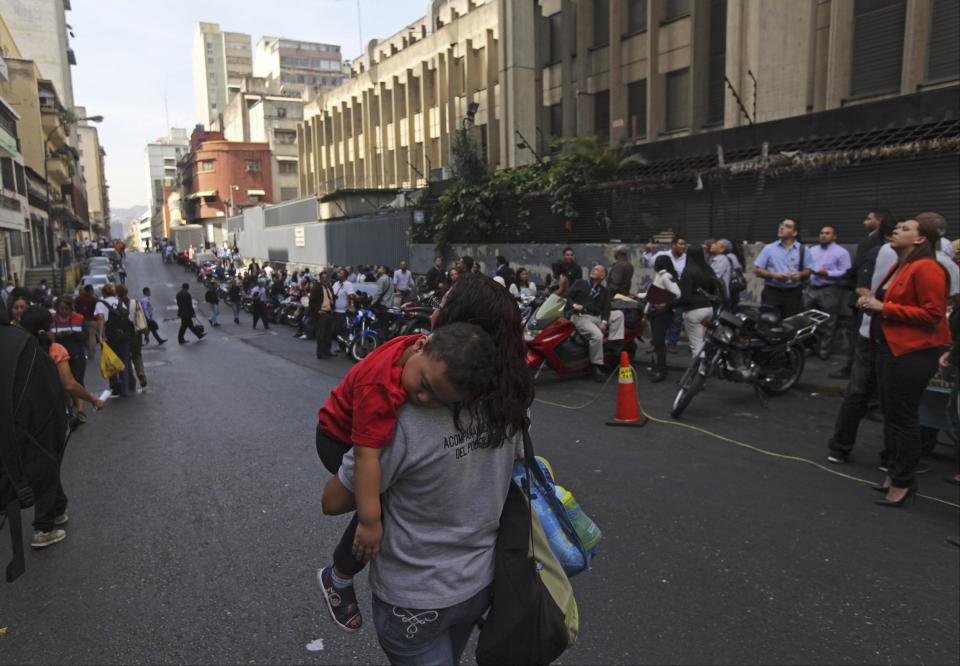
[{"left": 678, "top": 246, "right": 720, "bottom": 358}]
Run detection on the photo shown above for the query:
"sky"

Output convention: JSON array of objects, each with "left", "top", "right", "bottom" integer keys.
[{"left": 68, "top": 0, "right": 426, "bottom": 211}]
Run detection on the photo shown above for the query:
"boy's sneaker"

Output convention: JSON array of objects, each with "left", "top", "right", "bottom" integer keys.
[
  {"left": 31, "top": 529, "right": 66, "bottom": 549},
  {"left": 318, "top": 566, "right": 362, "bottom": 632},
  {"left": 54, "top": 512, "right": 69, "bottom": 526}
]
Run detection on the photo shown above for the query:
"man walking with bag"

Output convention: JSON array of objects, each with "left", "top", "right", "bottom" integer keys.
[
  {"left": 176, "top": 283, "right": 205, "bottom": 344},
  {"left": 140, "top": 288, "right": 166, "bottom": 344}
]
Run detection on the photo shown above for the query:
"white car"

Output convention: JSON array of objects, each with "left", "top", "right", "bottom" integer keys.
[{"left": 74, "top": 274, "right": 110, "bottom": 297}]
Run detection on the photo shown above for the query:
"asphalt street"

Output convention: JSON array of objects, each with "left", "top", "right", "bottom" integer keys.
[{"left": 1, "top": 253, "right": 958, "bottom": 665}]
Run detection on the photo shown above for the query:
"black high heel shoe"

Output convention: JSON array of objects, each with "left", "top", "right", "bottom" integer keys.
[
  {"left": 870, "top": 484, "right": 888, "bottom": 493},
  {"left": 875, "top": 485, "right": 917, "bottom": 507}
]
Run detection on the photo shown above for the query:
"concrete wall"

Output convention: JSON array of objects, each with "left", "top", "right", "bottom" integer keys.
[{"left": 411, "top": 240, "right": 858, "bottom": 305}]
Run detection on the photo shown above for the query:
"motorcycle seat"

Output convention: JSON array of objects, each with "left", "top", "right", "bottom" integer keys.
[
  {"left": 757, "top": 321, "right": 796, "bottom": 344},
  {"left": 569, "top": 332, "right": 591, "bottom": 348}
]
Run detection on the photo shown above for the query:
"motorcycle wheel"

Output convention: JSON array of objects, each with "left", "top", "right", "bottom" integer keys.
[
  {"left": 671, "top": 355, "right": 707, "bottom": 419},
  {"left": 350, "top": 332, "right": 380, "bottom": 362},
  {"left": 758, "top": 345, "right": 805, "bottom": 395}
]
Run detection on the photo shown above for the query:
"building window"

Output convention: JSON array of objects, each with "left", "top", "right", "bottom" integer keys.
[
  {"left": 274, "top": 129, "right": 297, "bottom": 145},
  {"left": 280, "top": 187, "right": 299, "bottom": 201},
  {"left": 14, "top": 163, "right": 26, "bottom": 194},
  {"left": 207, "top": 57, "right": 214, "bottom": 65},
  {"left": 706, "top": 0, "right": 727, "bottom": 124},
  {"left": 594, "top": 90, "right": 610, "bottom": 139},
  {"left": 548, "top": 102, "right": 563, "bottom": 149},
  {"left": 664, "top": 0, "right": 690, "bottom": 21},
  {"left": 850, "top": 0, "right": 906, "bottom": 97},
  {"left": 211, "top": 103, "right": 218, "bottom": 111},
  {"left": 927, "top": 0, "right": 959, "bottom": 81},
  {"left": 199, "top": 160, "right": 215, "bottom": 172},
  {"left": 277, "top": 107, "right": 288, "bottom": 118},
  {"left": 665, "top": 68, "right": 690, "bottom": 131},
  {"left": 206, "top": 42, "right": 213, "bottom": 52},
  {"left": 246, "top": 159, "right": 261, "bottom": 173},
  {"left": 0, "top": 158, "right": 15, "bottom": 192},
  {"left": 278, "top": 161, "right": 298, "bottom": 174},
  {"left": 548, "top": 12, "right": 563, "bottom": 64},
  {"left": 593, "top": 0, "right": 610, "bottom": 48},
  {"left": 626, "top": 0, "right": 647, "bottom": 34},
  {"left": 627, "top": 79, "right": 647, "bottom": 139}
]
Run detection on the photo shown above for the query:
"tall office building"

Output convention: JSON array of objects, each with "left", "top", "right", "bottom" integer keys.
[
  {"left": 0, "top": 0, "right": 75, "bottom": 110},
  {"left": 144, "top": 128, "right": 189, "bottom": 240},
  {"left": 253, "top": 36, "right": 345, "bottom": 99},
  {"left": 193, "top": 22, "right": 253, "bottom": 128}
]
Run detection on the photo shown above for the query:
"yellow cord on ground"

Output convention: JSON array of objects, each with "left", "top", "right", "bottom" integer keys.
[{"left": 532, "top": 364, "right": 960, "bottom": 510}]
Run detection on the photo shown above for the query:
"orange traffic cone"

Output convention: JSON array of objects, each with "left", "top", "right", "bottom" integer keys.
[{"left": 605, "top": 351, "right": 648, "bottom": 427}]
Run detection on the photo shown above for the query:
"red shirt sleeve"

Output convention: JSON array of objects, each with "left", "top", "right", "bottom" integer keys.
[{"left": 350, "top": 382, "right": 406, "bottom": 448}]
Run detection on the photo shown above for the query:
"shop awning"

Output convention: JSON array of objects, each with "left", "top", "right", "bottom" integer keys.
[
  {"left": 247, "top": 189, "right": 266, "bottom": 196},
  {"left": 188, "top": 190, "right": 217, "bottom": 200}
]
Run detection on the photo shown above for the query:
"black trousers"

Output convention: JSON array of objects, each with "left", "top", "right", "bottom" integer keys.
[
  {"left": 252, "top": 302, "right": 269, "bottom": 329},
  {"left": 178, "top": 317, "right": 204, "bottom": 342},
  {"left": 147, "top": 318, "right": 164, "bottom": 343},
  {"left": 828, "top": 336, "right": 877, "bottom": 459},
  {"left": 875, "top": 341, "right": 940, "bottom": 488},
  {"left": 315, "top": 312, "right": 334, "bottom": 358},
  {"left": 761, "top": 286, "right": 804, "bottom": 319},
  {"left": 333, "top": 312, "right": 349, "bottom": 349},
  {"left": 649, "top": 306, "right": 673, "bottom": 372},
  {"left": 316, "top": 424, "right": 366, "bottom": 576}
]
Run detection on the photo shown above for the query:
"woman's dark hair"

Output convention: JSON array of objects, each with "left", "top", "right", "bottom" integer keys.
[
  {"left": 434, "top": 273, "right": 534, "bottom": 447},
  {"left": 683, "top": 246, "right": 717, "bottom": 294},
  {"left": 903, "top": 215, "right": 940, "bottom": 264},
  {"left": 516, "top": 267, "right": 529, "bottom": 287},
  {"left": 425, "top": 322, "right": 497, "bottom": 400},
  {"left": 19, "top": 305, "right": 53, "bottom": 352},
  {"left": 653, "top": 255, "right": 677, "bottom": 280}
]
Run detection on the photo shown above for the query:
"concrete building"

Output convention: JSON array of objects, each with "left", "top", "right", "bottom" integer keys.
[
  {"left": 74, "top": 107, "right": 108, "bottom": 238},
  {"left": 0, "top": 65, "right": 29, "bottom": 286},
  {"left": 177, "top": 126, "right": 272, "bottom": 245},
  {"left": 144, "top": 127, "right": 189, "bottom": 240},
  {"left": 221, "top": 77, "right": 304, "bottom": 203},
  {"left": 193, "top": 22, "right": 253, "bottom": 129},
  {"left": 253, "top": 36, "right": 345, "bottom": 100},
  {"left": 298, "top": 0, "right": 960, "bottom": 196},
  {"left": 0, "top": 0, "right": 75, "bottom": 111}
]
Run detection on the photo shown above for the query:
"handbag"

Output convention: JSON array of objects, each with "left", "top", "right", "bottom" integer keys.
[
  {"left": 133, "top": 300, "right": 148, "bottom": 333},
  {"left": 475, "top": 424, "right": 580, "bottom": 666},
  {"left": 726, "top": 255, "right": 747, "bottom": 296},
  {"left": 192, "top": 319, "right": 206, "bottom": 335}
]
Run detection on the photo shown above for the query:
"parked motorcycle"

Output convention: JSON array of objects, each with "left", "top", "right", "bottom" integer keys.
[
  {"left": 670, "top": 291, "right": 830, "bottom": 419},
  {"left": 524, "top": 293, "right": 645, "bottom": 379}
]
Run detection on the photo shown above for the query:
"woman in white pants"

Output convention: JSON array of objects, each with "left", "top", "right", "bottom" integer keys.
[{"left": 678, "top": 246, "right": 720, "bottom": 358}]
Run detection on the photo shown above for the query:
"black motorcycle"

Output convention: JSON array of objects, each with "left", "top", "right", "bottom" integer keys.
[{"left": 670, "top": 292, "right": 830, "bottom": 419}]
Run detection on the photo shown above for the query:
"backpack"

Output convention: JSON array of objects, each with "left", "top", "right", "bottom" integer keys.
[
  {"left": 0, "top": 325, "right": 69, "bottom": 582},
  {"left": 726, "top": 255, "right": 747, "bottom": 296},
  {"left": 101, "top": 299, "right": 134, "bottom": 348},
  {"left": 476, "top": 425, "right": 580, "bottom": 665}
]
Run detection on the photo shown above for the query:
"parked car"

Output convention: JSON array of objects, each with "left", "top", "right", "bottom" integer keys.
[{"left": 74, "top": 274, "right": 110, "bottom": 297}]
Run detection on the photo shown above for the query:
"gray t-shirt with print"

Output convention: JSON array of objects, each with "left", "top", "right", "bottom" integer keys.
[{"left": 338, "top": 404, "right": 519, "bottom": 609}]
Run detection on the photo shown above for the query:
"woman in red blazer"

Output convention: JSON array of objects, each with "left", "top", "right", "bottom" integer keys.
[{"left": 858, "top": 217, "right": 950, "bottom": 507}]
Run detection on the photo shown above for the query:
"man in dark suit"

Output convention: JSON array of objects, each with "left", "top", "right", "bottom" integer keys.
[
  {"left": 176, "top": 283, "right": 205, "bottom": 344},
  {"left": 565, "top": 265, "right": 625, "bottom": 381}
]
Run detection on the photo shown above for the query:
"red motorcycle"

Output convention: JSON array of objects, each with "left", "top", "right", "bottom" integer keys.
[{"left": 524, "top": 293, "right": 645, "bottom": 379}]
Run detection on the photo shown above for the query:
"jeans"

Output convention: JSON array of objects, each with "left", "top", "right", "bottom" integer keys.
[
  {"left": 875, "top": 341, "right": 940, "bottom": 488},
  {"left": 109, "top": 350, "right": 133, "bottom": 397},
  {"left": 828, "top": 336, "right": 877, "bottom": 459},
  {"left": 209, "top": 302, "right": 220, "bottom": 325},
  {"left": 372, "top": 585, "right": 492, "bottom": 666},
  {"left": 666, "top": 306, "right": 684, "bottom": 346},
  {"left": 683, "top": 306, "right": 713, "bottom": 358}
]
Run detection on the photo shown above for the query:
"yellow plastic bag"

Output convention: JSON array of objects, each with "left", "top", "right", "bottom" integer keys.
[{"left": 99, "top": 341, "right": 125, "bottom": 379}]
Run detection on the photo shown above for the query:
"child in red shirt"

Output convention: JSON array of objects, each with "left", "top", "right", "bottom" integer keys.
[{"left": 315, "top": 322, "right": 497, "bottom": 632}]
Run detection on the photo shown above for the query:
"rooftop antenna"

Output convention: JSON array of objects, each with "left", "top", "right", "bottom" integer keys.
[{"left": 356, "top": 0, "right": 364, "bottom": 56}]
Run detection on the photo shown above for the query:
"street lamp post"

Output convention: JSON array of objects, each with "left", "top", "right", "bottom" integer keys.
[{"left": 42, "top": 113, "right": 103, "bottom": 295}]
